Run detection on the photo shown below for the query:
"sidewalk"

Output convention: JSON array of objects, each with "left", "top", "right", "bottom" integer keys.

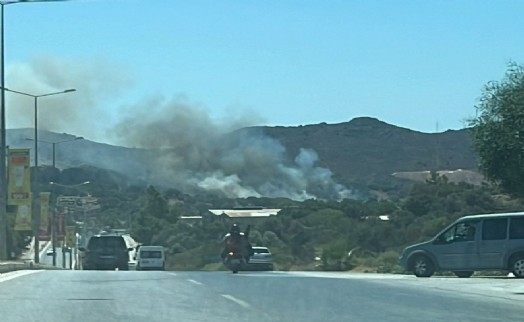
[{"left": 0, "top": 239, "right": 58, "bottom": 273}]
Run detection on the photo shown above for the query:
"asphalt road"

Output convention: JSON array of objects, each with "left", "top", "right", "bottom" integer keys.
[{"left": 1, "top": 270, "right": 524, "bottom": 322}]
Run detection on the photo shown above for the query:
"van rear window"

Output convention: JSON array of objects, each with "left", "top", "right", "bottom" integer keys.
[{"left": 141, "top": 250, "right": 162, "bottom": 259}]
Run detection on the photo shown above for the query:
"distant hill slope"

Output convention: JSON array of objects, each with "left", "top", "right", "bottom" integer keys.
[
  {"left": 236, "top": 117, "right": 478, "bottom": 186},
  {"left": 6, "top": 117, "right": 480, "bottom": 198}
]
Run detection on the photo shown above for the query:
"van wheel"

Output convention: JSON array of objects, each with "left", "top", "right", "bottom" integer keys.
[
  {"left": 454, "top": 271, "right": 474, "bottom": 278},
  {"left": 511, "top": 255, "right": 524, "bottom": 278},
  {"left": 411, "top": 255, "right": 435, "bottom": 277}
]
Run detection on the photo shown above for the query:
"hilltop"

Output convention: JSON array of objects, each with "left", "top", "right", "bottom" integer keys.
[
  {"left": 234, "top": 117, "right": 478, "bottom": 187},
  {"left": 6, "top": 117, "right": 479, "bottom": 199}
]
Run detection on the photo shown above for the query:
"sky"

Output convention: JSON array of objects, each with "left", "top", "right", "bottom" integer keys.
[{"left": 3, "top": 0, "right": 524, "bottom": 146}]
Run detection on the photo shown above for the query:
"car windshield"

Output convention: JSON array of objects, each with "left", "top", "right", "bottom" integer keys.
[{"left": 2, "top": 2, "right": 524, "bottom": 322}]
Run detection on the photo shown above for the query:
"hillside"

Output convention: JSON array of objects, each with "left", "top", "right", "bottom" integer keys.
[
  {"left": 235, "top": 117, "right": 478, "bottom": 187},
  {"left": 6, "top": 117, "right": 480, "bottom": 199}
]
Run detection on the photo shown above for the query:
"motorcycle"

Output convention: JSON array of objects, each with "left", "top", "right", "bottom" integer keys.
[{"left": 225, "top": 251, "right": 245, "bottom": 273}]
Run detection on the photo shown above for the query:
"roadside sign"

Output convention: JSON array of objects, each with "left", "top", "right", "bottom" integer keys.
[
  {"left": 57, "top": 196, "right": 80, "bottom": 207},
  {"left": 57, "top": 195, "right": 100, "bottom": 212},
  {"left": 65, "top": 226, "right": 76, "bottom": 248}
]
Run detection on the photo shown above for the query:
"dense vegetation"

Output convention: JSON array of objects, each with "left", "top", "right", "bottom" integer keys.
[{"left": 75, "top": 171, "right": 521, "bottom": 272}]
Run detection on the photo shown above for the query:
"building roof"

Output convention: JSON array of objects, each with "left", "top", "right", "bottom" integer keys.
[
  {"left": 209, "top": 208, "right": 281, "bottom": 218},
  {"left": 179, "top": 216, "right": 203, "bottom": 220}
]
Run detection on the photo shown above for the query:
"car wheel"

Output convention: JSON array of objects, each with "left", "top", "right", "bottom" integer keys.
[
  {"left": 454, "top": 271, "right": 474, "bottom": 278},
  {"left": 511, "top": 255, "right": 524, "bottom": 278},
  {"left": 411, "top": 255, "right": 435, "bottom": 277}
]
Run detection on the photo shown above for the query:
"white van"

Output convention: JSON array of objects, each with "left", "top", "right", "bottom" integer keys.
[
  {"left": 136, "top": 246, "right": 166, "bottom": 271},
  {"left": 399, "top": 212, "right": 524, "bottom": 277}
]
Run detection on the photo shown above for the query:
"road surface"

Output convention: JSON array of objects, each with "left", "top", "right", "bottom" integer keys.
[{"left": 0, "top": 270, "right": 523, "bottom": 321}]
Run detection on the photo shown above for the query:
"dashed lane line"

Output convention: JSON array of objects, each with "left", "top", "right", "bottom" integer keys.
[
  {"left": 187, "top": 279, "right": 203, "bottom": 286},
  {"left": 221, "top": 294, "right": 251, "bottom": 309}
]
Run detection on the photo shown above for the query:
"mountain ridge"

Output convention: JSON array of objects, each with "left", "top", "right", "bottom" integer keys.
[{"left": 6, "top": 117, "right": 479, "bottom": 199}]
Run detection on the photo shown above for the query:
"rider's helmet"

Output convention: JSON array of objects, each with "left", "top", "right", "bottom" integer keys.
[{"left": 230, "top": 224, "right": 241, "bottom": 235}]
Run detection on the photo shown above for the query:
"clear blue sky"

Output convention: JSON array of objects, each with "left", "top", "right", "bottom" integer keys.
[{"left": 3, "top": 0, "right": 524, "bottom": 144}]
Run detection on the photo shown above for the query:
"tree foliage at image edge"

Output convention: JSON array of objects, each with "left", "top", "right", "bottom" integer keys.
[{"left": 469, "top": 62, "right": 524, "bottom": 196}]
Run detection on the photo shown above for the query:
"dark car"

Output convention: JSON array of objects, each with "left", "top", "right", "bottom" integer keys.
[{"left": 79, "top": 235, "right": 132, "bottom": 271}]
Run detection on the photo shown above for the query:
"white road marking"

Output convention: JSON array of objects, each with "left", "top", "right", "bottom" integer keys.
[
  {"left": 221, "top": 294, "right": 251, "bottom": 309},
  {"left": 0, "top": 270, "right": 42, "bottom": 283},
  {"left": 187, "top": 279, "right": 203, "bottom": 286}
]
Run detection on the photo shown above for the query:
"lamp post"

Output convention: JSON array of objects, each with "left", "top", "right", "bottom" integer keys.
[
  {"left": 0, "top": 0, "right": 75, "bottom": 261},
  {"left": 49, "top": 180, "right": 90, "bottom": 267},
  {"left": 2, "top": 87, "right": 76, "bottom": 263},
  {"left": 26, "top": 136, "right": 83, "bottom": 169},
  {"left": 23, "top": 136, "right": 84, "bottom": 266}
]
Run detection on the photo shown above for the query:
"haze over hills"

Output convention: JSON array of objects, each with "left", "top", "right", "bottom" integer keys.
[{"left": 6, "top": 117, "right": 479, "bottom": 200}]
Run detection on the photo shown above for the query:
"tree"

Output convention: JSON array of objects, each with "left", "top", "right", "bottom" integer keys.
[
  {"left": 469, "top": 62, "right": 524, "bottom": 196},
  {"left": 131, "top": 186, "right": 169, "bottom": 244}
]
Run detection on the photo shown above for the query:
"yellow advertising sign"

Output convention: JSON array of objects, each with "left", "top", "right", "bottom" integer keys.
[
  {"left": 7, "top": 148, "right": 31, "bottom": 206},
  {"left": 40, "top": 192, "right": 51, "bottom": 231},
  {"left": 65, "top": 226, "right": 76, "bottom": 248},
  {"left": 14, "top": 203, "right": 32, "bottom": 231}
]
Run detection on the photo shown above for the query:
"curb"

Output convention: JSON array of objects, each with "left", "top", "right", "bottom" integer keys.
[{"left": 0, "top": 261, "right": 65, "bottom": 273}]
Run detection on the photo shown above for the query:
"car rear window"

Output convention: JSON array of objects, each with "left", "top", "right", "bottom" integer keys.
[
  {"left": 88, "top": 236, "right": 127, "bottom": 250},
  {"left": 140, "top": 250, "right": 162, "bottom": 259},
  {"left": 253, "top": 248, "right": 269, "bottom": 254}
]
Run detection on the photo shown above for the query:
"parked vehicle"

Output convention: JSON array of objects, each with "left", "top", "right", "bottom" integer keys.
[
  {"left": 399, "top": 212, "right": 524, "bottom": 278},
  {"left": 135, "top": 245, "right": 165, "bottom": 271},
  {"left": 79, "top": 234, "right": 133, "bottom": 271},
  {"left": 247, "top": 246, "right": 274, "bottom": 271}
]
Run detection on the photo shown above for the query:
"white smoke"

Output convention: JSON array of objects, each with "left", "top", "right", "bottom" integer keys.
[
  {"left": 112, "top": 96, "right": 355, "bottom": 200},
  {"left": 6, "top": 54, "right": 355, "bottom": 200},
  {"left": 6, "top": 54, "right": 133, "bottom": 142}
]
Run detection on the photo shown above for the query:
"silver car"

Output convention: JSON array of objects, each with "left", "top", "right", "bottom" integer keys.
[{"left": 248, "top": 246, "right": 274, "bottom": 271}]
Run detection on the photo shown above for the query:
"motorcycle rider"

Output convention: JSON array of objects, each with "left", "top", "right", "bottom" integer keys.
[{"left": 221, "top": 224, "right": 253, "bottom": 263}]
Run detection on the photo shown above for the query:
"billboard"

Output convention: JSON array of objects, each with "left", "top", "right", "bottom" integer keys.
[
  {"left": 14, "top": 203, "right": 32, "bottom": 231},
  {"left": 7, "top": 148, "right": 31, "bottom": 206},
  {"left": 65, "top": 226, "right": 76, "bottom": 248},
  {"left": 40, "top": 192, "right": 51, "bottom": 232}
]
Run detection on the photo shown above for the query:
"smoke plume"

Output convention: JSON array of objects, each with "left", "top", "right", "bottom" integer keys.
[
  {"left": 7, "top": 55, "right": 355, "bottom": 200},
  {"left": 112, "top": 97, "right": 355, "bottom": 200},
  {"left": 6, "top": 55, "right": 133, "bottom": 142}
]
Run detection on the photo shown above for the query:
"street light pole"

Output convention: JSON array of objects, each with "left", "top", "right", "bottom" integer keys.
[
  {"left": 3, "top": 88, "right": 76, "bottom": 264},
  {"left": 0, "top": 0, "right": 75, "bottom": 261},
  {"left": 26, "top": 136, "right": 83, "bottom": 169},
  {"left": 0, "top": 2, "right": 7, "bottom": 261}
]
